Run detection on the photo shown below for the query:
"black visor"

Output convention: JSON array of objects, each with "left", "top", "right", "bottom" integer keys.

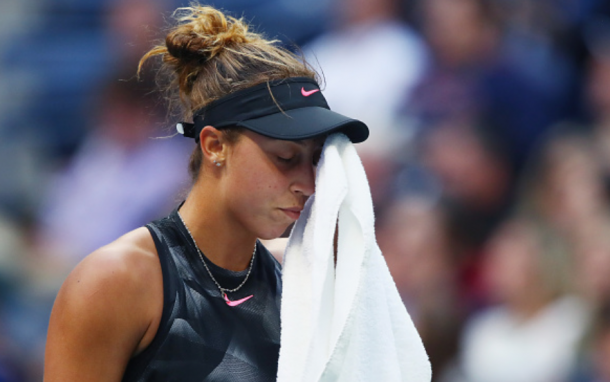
[{"left": 176, "top": 77, "right": 369, "bottom": 143}]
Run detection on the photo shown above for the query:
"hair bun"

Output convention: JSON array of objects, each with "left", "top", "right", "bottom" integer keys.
[
  {"left": 165, "top": 6, "right": 253, "bottom": 63},
  {"left": 138, "top": 3, "right": 316, "bottom": 137}
]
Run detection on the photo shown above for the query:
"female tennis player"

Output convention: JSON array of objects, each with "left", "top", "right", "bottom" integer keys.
[{"left": 44, "top": 5, "right": 368, "bottom": 382}]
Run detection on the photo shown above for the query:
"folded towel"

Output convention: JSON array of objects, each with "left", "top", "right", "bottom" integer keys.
[{"left": 277, "top": 133, "right": 431, "bottom": 382}]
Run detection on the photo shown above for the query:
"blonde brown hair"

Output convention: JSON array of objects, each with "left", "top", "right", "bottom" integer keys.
[{"left": 138, "top": 4, "right": 318, "bottom": 181}]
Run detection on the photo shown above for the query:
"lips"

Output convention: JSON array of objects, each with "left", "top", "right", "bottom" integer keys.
[{"left": 281, "top": 207, "right": 302, "bottom": 220}]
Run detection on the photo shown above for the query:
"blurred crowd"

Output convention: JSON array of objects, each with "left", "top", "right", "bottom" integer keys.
[{"left": 1, "top": 0, "right": 610, "bottom": 380}]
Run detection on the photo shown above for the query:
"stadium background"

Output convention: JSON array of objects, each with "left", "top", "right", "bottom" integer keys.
[{"left": 1, "top": 0, "right": 610, "bottom": 381}]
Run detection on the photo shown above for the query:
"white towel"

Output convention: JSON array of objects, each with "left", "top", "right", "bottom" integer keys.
[{"left": 277, "top": 133, "right": 432, "bottom": 382}]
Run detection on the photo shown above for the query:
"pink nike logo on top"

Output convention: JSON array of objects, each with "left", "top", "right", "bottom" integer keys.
[
  {"left": 301, "top": 87, "right": 320, "bottom": 97},
  {"left": 224, "top": 293, "right": 254, "bottom": 307}
]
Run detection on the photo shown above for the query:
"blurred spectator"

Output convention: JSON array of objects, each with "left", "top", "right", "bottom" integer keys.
[
  {"left": 450, "top": 216, "right": 589, "bottom": 382},
  {"left": 407, "top": 117, "right": 515, "bottom": 308},
  {"left": 378, "top": 196, "right": 463, "bottom": 381},
  {"left": 499, "top": 0, "right": 610, "bottom": 123},
  {"left": 403, "top": 0, "right": 563, "bottom": 173},
  {"left": 571, "top": 217, "right": 610, "bottom": 308},
  {"left": 32, "top": 67, "right": 190, "bottom": 271},
  {"left": 492, "top": 0, "right": 583, "bottom": 120},
  {"left": 569, "top": 302, "right": 610, "bottom": 382},
  {"left": 303, "top": 0, "right": 428, "bottom": 205},
  {"left": 584, "top": 28, "right": 610, "bottom": 188},
  {"left": 421, "top": 118, "right": 514, "bottom": 242},
  {"left": 105, "top": 0, "right": 172, "bottom": 66},
  {"left": 516, "top": 129, "right": 609, "bottom": 239},
  {"left": 0, "top": 0, "right": 175, "bottom": 225}
]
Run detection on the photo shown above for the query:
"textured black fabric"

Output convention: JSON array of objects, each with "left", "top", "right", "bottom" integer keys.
[
  {"left": 122, "top": 209, "right": 282, "bottom": 382},
  {"left": 178, "top": 77, "right": 369, "bottom": 143},
  {"left": 192, "top": 77, "right": 328, "bottom": 131}
]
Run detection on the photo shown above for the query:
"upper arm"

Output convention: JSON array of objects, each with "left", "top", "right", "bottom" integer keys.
[{"left": 44, "top": 232, "right": 161, "bottom": 382}]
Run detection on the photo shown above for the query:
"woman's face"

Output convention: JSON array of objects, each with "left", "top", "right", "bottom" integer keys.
[{"left": 220, "top": 130, "right": 323, "bottom": 240}]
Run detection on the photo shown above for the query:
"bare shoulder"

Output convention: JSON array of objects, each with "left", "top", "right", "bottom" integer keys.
[
  {"left": 74, "top": 227, "right": 159, "bottom": 289},
  {"left": 45, "top": 227, "right": 163, "bottom": 382},
  {"left": 59, "top": 227, "right": 160, "bottom": 317}
]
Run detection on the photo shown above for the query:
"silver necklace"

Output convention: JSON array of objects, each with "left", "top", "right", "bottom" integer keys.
[{"left": 177, "top": 211, "right": 256, "bottom": 306}]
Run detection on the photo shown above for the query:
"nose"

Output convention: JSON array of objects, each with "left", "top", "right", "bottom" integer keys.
[{"left": 290, "top": 162, "right": 316, "bottom": 198}]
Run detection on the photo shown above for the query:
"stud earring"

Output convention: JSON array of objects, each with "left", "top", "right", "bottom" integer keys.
[{"left": 213, "top": 159, "right": 222, "bottom": 167}]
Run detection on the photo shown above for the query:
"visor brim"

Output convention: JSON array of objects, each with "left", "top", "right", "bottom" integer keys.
[{"left": 236, "top": 107, "right": 369, "bottom": 143}]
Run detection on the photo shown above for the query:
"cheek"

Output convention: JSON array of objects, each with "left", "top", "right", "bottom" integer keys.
[
  {"left": 229, "top": 158, "right": 283, "bottom": 201},
  {"left": 228, "top": 167, "right": 267, "bottom": 208},
  {"left": 224, "top": 156, "right": 287, "bottom": 225}
]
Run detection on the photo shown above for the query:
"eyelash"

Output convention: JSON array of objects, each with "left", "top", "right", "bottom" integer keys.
[
  {"left": 277, "top": 150, "right": 321, "bottom": 166},
  {"left": 277, "top": 156, "right": 294, "bottom": 164}
]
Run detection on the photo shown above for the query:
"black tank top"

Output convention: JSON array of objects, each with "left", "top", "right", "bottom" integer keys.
[{"left": 122, "top": 209, "right": 282, "bottom": 382}]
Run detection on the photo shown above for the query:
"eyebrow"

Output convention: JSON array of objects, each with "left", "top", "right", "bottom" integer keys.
[{"left": 281, "top": 140, "right": 314, "bottom": 148}]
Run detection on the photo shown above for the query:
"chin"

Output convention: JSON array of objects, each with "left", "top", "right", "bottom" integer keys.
[
  {"left": 256, "top": 223, "right": 293, "bottom": 241},
  {"left": 257, "top": 230, "right": 286, "bottom": 241}
]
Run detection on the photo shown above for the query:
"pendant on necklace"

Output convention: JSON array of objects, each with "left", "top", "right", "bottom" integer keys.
[{"left": 223, "top": 293, "right": 254, "bottom": 307}]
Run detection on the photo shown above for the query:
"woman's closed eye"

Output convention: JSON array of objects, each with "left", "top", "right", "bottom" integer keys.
[
  {"left": 277, "top": 155, "right": 295, "bottom": 164},
  {"left": 278, "top": 149, "right": 321, "bottom": 166}
]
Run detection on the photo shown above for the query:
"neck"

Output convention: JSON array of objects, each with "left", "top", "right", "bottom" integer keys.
[{"left": 179, "top": 180, "right": 257, "bottom": 272}]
